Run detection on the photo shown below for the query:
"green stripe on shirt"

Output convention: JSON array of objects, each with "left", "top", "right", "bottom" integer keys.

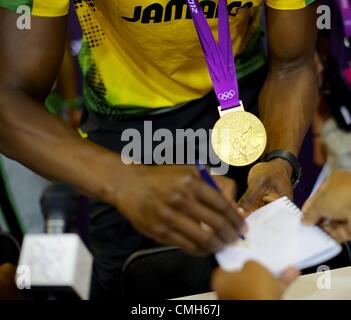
[
  {"left": 0, "top": 0, "right": 32, "bottom": 11},
  {"left": 0, "top": 206, "right": 9, "bottom": 232}
]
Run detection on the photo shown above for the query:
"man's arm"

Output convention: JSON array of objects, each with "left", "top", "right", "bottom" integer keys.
[
  {"left": 0, "top": 9, "right": 127, "bottom": 203},
  {"left": 0, "top": 9, "right": 244, "bottom": 256},
  {"left": 262, "top": 5, "right": 318, "bottom": 156},
  {"left": 239, "top": 5, "right": 318, "bottom": 213}
]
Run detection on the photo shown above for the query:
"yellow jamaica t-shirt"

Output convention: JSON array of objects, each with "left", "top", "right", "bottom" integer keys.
[{"left": 0, "top": 0, "right": 316, "bottom": 115}]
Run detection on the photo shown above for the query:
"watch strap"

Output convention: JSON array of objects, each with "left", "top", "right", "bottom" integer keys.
[{"left": 262, "top": 150, "right": 302, "bottom": 189}]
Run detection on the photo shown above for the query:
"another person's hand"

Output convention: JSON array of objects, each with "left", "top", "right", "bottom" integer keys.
[
  {"left": 238, "top": 159, "right": 293, "bottom": 215},
  {"left": 115, "top": 165, "right": 246, "bottom": 256},
  {"left": 0, "top": 264, "right": 24, "bottom": 300},
  {"left": 212, "top": 261, "right": 299, "bottom": 300},
  {"left": 302, "top": 170, "right": 351, "bottom": 243}
]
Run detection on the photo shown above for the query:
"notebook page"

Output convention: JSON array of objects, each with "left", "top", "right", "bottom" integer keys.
[{"left": 216, "top": 197, "right": 342, "bottom": 275}]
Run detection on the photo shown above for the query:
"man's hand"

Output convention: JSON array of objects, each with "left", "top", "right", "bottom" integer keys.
[
  {"left": 114, "top": 165, "right": 245, "bottom": 256},
  {"left": 238, "top": 159, "right": 293, "bottom": 215},
  {"left": 302, "top": 170, "right": 351, "bottom": 243},
  {"left": 212, "top": 261, "right": 299, "bottom": 300}
]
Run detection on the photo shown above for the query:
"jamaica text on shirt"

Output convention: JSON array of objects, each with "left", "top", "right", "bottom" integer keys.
[{"left": 122, "top": 0, "right": 254, "bottom": 23}]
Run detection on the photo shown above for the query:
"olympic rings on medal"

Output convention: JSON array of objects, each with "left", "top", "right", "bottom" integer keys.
[{"left": 217, "top": 90, "right": 236, "bottom": 101}]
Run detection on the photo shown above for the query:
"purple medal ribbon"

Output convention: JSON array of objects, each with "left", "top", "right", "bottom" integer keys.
[
  {"left": 186, "top": 0, "right": 240, "bottom": 111},
  {"left": 338, "top": 0, "right": 351, "bottom": 38}
]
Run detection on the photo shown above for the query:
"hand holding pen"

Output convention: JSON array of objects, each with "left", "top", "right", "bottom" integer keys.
[{"left": 195, "top": 161, "right": 247, "bottom": 240}]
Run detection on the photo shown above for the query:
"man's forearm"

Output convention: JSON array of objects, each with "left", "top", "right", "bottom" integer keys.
[
  {"left": 259, "top": 61, "right": 318, "bottom": 157},
  {"left": 0, "top": 89, "right": 128, "bottom": 206}
]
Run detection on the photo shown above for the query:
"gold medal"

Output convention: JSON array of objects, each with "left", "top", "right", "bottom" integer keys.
[
  {"left": 185, "top": 0, "right": 267, "bottom": 166},
  {"left": 211, "top": 104, "right": 267, "bottom": 167}
]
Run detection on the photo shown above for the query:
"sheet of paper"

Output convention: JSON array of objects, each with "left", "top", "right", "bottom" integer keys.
[{"left": 216, "top": 197, "right": 342, "bottom": 275}]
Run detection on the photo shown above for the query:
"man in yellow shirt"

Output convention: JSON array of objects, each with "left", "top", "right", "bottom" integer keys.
[{"left": 0, "top": 0, "right": 318, "bottom": 298}]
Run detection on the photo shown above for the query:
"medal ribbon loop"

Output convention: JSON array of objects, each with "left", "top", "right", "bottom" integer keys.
[{"left": 186, "top": 0, "right": 240, "bottom": 110}]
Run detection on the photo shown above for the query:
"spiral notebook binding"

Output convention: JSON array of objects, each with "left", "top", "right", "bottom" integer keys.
[
  {"left": 282, "top": 197, "right": 335, "bottom": 242},
  {"left": 283, "top": 197, "right": 301, "bottom": 217}
]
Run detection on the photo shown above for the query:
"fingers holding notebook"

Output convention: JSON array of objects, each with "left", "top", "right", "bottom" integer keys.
[
  {"left": 302, "top": 170, "right": 351, "bottom": 243},
  {"left": 216, "top": 197, "right": 342, "bottom": 276},
  {"left": 212, "top": 261, "right": 300, "bottom": 300}
]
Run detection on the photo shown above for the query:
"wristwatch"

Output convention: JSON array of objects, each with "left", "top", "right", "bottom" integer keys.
[{"left": 262, "top": 150, "right": 302, "bottom": 189}]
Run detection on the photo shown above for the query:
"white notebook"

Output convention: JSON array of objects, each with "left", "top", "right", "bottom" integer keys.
[{"left": 216, "top": 197, "right": 342, "bottom": 276}]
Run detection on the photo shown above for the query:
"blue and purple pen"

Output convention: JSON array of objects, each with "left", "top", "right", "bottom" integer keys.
[{"left": 195, "top": 160, "right": 246, "bottom": 240}]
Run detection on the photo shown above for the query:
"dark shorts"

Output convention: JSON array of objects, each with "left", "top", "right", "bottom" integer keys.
[{"left": 81, "top": 66, "right": 268, "bottom": 299}]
